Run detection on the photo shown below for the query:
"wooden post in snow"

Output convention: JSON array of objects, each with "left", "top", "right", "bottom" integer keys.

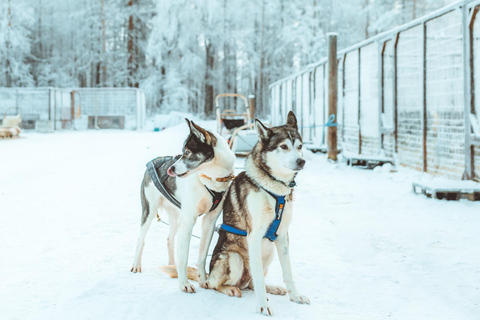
[
  {"left": 249, "top": 94, "right": 256, "bottom": 122},
  {"left": 327, "top": 33, "right": 338, "bottom": 161}
]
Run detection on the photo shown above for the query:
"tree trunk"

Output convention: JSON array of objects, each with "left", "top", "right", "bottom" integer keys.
[
  {"left": 257, "top": 0, "right": 265, "bottom": 117},
  {"left": 413, "top": 0, "right": 416, "bottom": 20},
  {"left": 365, "top": 0, "right": 369, "bottom": 39},
  {"left": 204, "top": 42, "right": 215, "bottom": 117},
  {"left": 5, "top": 0, "right": 12, "bottom": 87},
  {"left": 100, "top": 0, "right": 106, "bottom": 87},
  {"left": 127, "top": 0, "right": 138, "bottom": 87}
]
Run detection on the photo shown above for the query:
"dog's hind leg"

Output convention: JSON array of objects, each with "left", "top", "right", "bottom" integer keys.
[
  {"left": 197, "top": 210, "right": 221, "bottom": 288},
  {"left": 165, "top": 206, "right": 179, "bottom": 266},
  {"left": 131, "top": 216, "right": 155, "bottom": 273},
  {"left": 131, "top": 181, "right": 160, "bottom": 273},
  {"left": 208, "top": 252, "right": 244, "bottom": 297},
  {"left": 216, "top": 285, "right": 242, "bottom": 297},
  {"left": 266, "top": 285, "right": 287, "bottom": 295}
]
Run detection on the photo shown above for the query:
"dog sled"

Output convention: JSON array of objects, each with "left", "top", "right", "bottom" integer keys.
[
  {"left": 215, "top": 93, "right": 258, "bottom": 156},
  {"left": 0, "top": 108, "right": 22, "bottom": 139}
]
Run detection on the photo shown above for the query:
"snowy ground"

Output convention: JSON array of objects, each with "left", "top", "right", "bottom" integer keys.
[{"left": 1, "top": 123, "right": 480, "bottom": 320}]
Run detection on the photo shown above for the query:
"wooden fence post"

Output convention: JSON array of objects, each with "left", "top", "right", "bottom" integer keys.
[{"left": 327, "top": 33, "right": 338, "bottom": 161}]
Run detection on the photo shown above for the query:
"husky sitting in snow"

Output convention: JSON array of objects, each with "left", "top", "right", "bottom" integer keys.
[
  {"left": 131, "top": 119, "right": 235, "bottom": 293},
  {"left": 206, "top": 111, "right": 310, "bottom": 316}
]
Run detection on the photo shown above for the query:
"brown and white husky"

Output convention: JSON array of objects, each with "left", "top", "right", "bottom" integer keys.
[{"left": 206, "top": 111, "right": 310, "bottom": 316}]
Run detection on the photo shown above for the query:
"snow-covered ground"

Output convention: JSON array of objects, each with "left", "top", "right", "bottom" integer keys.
[{"left": 1, "top": 123, "right": 479, "bottom": 320}]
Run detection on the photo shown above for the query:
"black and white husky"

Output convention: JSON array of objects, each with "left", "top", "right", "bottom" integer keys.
[
  {"left": 131, "top": 119, "right": 235, "bottom": 293},
  {"left": 206, "top": 111, "right": 310, "bottom": 316}
]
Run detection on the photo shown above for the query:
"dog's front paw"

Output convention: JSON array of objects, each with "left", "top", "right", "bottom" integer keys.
[
  {"left": 258, "top": 305, "right": 274, "bottom": 316},
  {"left": 227, "top": 286, "right": 242, "bottom": 297},
  {"left": 179, "top": 282, "right": 196, "bottom": 293},
  {"left": 199, "top": 279, "right": 210, "bottom": 289},
  {"left": 130, "top": 265, "right": 142, "bottom": 273},
  {"left": 290, "top": 294, "right": 310, "bottom": 304}
]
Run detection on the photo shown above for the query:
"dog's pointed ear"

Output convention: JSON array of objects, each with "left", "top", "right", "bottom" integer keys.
[
  {"left": 286, "top": 111, "right": 298, "bottom": 129},
  {"left": 188, "top": 120, "right": 210, "bottom": 144},
  {"left": 255, "top": 119, "right": 270, "bottom": 141}
]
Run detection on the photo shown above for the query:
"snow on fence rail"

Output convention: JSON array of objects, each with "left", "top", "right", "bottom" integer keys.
[
  {"left": 269, "top": 0, "right": 480, "bottom": 181},
  {"left": 0, "top": 87, "right": 146, "bottom": 130}
]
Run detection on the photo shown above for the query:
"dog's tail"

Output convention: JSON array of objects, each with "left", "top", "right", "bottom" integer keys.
[{"left": 159, "top": 265, "right": 198, "bottom": 281}]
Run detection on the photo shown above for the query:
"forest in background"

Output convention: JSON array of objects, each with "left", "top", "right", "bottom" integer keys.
[{"left": 0, "top": 0, "right": 457, "bottom": 117}]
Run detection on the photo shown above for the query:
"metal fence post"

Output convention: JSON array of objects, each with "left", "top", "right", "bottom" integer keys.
[
  {"left": 378, "top": 41, "right": 384, "bottom": 154},
  {"left": 393, "top": 34, "right": 399, "bottom": 154},
  {"left": 422, "top": 21, "right": 427, "bottom": 173},
  {"left": 322, "top": 64, "right": 326, "bottom": 145},
  {"left": 463, "top": 0, "right": 473, "bottom": 180},
  {"left": 312, "top": 68, "right": 317, "bottom": 140},
  {"left": 300, "top": 74, "right": 304, "bottom": 136},
  {"left": 327, "top": 33, "right": 338, "bottom": 161},
  {"left": 53, "top": 89, "right": 57, "bottom": 130},
  {"left": 309, "top": 71, "right": 313, "bottom": 142},
  {"left": 292, "top": 78, "right": 296, "bottom": 114},
  {"left": 15, "top": 89, "right": 19, "bottom": 114},
  {"left": 48, "top": 88, "right": 51, "bottom": 121},
  {"left": 358, "top": 47, "right": 362, "bottom": 154},
  {"left": 342, "top": 54, "right": 347, "bottom": 144},
  {"left": 94, "top": 91, "right": 99, "bottom": 130}
]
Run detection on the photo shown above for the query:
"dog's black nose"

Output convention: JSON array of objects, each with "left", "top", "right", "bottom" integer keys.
[
  {"left": 296, "top": 158, "right": 305, "bottom": 167},
  {"left": 170, "top": 166, "right": 175, "bottom": 172}
]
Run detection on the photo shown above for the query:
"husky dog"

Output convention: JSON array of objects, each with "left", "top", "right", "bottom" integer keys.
[
  {"left": 131, "top": 119, "right": 236, "bottom": 293},
  {"left": 206, "top": 111, "right": 309, "bottom": 316}
]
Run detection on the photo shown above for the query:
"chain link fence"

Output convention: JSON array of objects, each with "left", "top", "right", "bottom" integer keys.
[
  {"left": 269, "top": 0, "right": 480, "bottom": 181},
  {"left": 0, "top": 87, "right": 146, "bottom": 130}
]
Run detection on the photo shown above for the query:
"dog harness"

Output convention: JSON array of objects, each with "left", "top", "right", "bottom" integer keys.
[
  {"left": 219, "top": 188, "right": 287, "bottom": 242},
  {"left": 146, "top": 157, "right": 225, "bottom": 212}
]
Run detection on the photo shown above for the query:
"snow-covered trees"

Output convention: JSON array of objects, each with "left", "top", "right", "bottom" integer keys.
[
  {"left": 0, "top": 0, "right": 458, "bottom": 117},
  {"left": 0, "top": 0, "right": 34, "bottom": 87}
]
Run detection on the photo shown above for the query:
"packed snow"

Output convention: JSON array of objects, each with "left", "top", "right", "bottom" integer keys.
[{"left": 1, "top": 123, "right": 479, "bottom": 320}]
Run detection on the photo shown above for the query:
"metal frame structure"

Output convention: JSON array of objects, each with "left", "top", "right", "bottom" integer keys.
[
  {"left": 0, "top": 87, "right": 146, "bottom": 130},
  {"left": 269, "top": 0, "right": 480, "bottom": 180}
]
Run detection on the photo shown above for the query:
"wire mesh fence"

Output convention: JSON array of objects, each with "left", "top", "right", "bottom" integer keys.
[
  {"left": 0, "top": 88, "right": 52, "bottom": 129},
  {"left": 0, "top": 87, "right": 146, "bottom": 130},
  {"left": 269, "top": 0, "right": 480, "bottom": 181}
]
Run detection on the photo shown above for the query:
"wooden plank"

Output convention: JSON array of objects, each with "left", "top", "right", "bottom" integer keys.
[
  {"left": 342, "top": 152, "right": 394, "bottom": 169},
  {"left": 412, "top": 180, "right": 480, "bottom": 201}
]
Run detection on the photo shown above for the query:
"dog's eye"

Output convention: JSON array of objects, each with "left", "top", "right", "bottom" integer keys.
[
  {"left": 280, "top": 145, "right": 288, "bottom": 150},
  {"left": 184, "top": 150, "right": 190, "bottom": 156},
  {"left": 298, "top": 145, "right": 303, "bottom": 150}
]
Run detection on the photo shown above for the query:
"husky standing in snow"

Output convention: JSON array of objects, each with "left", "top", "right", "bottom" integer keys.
[
  {"left": 131, "top": 119, "right": 236, "bottom": 293},
  {"left": 204, "top": 111, "right": 310, "bottom": 316}
]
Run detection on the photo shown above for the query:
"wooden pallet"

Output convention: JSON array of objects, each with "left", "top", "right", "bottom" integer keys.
[
  {"left": 412, "top": 181, "right": 480, "bottom": 201},
  {"left": 0, "top": 136, "right": 21, "bottom": 140},
  {"left": 342, "top": 152, "right": 394, "bottom": 169}
]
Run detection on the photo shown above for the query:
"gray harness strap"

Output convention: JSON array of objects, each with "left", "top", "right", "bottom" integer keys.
[
  {"left": 146, "top": 156, "right": 225, "bottom": 212},
  {"left": 146, "top": 158, "right": 181, "bottom": 209}
]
